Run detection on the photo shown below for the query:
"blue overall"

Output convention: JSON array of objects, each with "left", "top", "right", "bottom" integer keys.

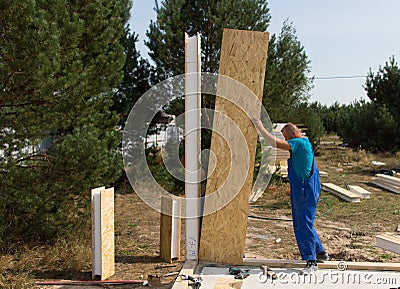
[{"left": 288, "top": 154, "right": 325, "bottom": 261}]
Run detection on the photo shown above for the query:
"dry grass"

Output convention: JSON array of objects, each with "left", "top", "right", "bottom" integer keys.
[
  {"left": 0, "top": 234, "right": 92, "bottom": 289},
  {"left": 318, "top": 136, "right": 370, "bottom": 166},
  {"left": 37, "top": 237, "right": 92, "bottom": 273}
]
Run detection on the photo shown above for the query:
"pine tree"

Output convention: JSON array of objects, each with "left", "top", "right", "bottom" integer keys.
[
  {"left": 113, "top": 29, "right": 155, "bottom": 125},
  {"left": 337, "top": 100, "right": 398, "bottom": 151},
  {"left": 336, "top": 56, "right": 400, "bottom": 152},
  {"left": 365, "top": 56, "right": 400, "bottom": 123},
  {"left": 0, "top": 0, "right": 130, "bottom": 241},
  {"left": 146, "top": 0, "right": 270, "bottom": 78},
  {"left": 263, "top": 20, "right": 312, "bottom": 121}
]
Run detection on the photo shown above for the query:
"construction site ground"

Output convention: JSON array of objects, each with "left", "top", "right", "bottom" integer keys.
[{"left": 2, "top": 135, "right": 400, "bottom": 288}]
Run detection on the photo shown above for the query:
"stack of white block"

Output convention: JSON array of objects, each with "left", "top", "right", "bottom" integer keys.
[
  {"left": 322, "top": 183, "right": 372, "bottom": 202},
  {"left": 372, "top": 174, "right": 400, "bottom": 194}
]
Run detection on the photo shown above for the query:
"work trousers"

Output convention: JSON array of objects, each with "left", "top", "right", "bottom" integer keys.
[{"left": 288, "top": 158, "right": 325, "bottom": 261}]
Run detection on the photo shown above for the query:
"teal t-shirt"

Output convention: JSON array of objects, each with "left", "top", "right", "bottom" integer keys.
[{"left": 287, "top": 137, "right": 313, "bottom": 179}]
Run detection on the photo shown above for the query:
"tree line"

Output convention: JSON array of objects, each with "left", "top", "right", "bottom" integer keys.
[
  {"left": 1, "top": 0, "right": 399, "bottom": 244},
  {"left": 318, "top": 56, "right": 400, "bottom": 152}
]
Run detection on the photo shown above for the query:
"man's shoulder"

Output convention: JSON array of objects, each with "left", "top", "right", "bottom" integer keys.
[
  {"left": 288, "top": 137, "right": 311, "bottom": 151},
  {"left": 288, "top": 137, "right": 309, "bottom": 145}
]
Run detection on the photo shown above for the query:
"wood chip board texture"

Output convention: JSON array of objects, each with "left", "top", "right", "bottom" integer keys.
[
  {"left": 91, "top": 187, "right": 115, "bottom": 280},
  {"left": 199, "top": 29, "right": 269, "bottom": 265},
  {"left": 160, "top": 196, "right": 181, "bottom": 262}
]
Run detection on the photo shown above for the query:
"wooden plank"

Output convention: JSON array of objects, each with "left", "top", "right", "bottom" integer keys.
[
  {"left": 242, "top": 258, "right": 400, "bottom": 271},
  {"left": 376, "top": 174, "right": 400, "bottom": 188},
  {"left": 100, "top": 187, "right": 115, "bottom": 280},
  {"left": 199, "top": 29, "right": 269, "bottom": 265},
  {"left": 372, "top": 179, "right": 400, "bottom": 194},
  {"left": 377, "top": 173, "right": 400, "bottom": 183},
  {"left": 322, "top": 183, "right": 361, "bottom": 202},
  {"left": 376, "top": 233, "right": 400, "bottom": 254},
  {"left": 319, "top": 171, "right": 329, "bottom": 177},
  {"left": 160, "top": 197, "right": 181, "bottom": 262},
  {"left": 377, "top": 233, "right": 400, "bottom": 244},
  {"left": 91, "top": 187, "right": 115, "bottom": 280},
  {"left": 348, "top": 185, "right": 371, "bottom": 199}
]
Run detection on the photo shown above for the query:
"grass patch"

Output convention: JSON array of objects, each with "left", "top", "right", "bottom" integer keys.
[
  {"left": 137, "top": 243, "right": 150, "bottom": 250},
  {"left": 122, "top": 250, "right": 136, "bottom": 256},
  {"left": 379, "top": 253, "right": 394, "bottom": 260},
  {"left": 0, "top": 233, "right": 91, "bottom": 288}
]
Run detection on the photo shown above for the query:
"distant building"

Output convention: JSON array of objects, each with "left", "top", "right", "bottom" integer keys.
[{"left": 145, "top": 114, "right": 183, "bottom": 148}]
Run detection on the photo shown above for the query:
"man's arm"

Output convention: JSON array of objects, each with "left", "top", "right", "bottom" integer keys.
[{"left": 251, "top": 119, "right": 291, "bottom": 151}]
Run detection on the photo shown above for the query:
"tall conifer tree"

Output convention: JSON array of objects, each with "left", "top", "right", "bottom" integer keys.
[
  {"left": 146, "top": 0, "right": 270, "bottom": 78},
  {"left": 0, "top": 0, "right": 130, "bottom": 240},
  {"left": 113, "top": 29, "right": 155, "bottom": 124}
]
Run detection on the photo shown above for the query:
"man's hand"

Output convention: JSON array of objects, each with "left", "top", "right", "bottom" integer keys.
[
  {"left": 251, "top": 118, "right": 264, "bottom": 132},
  {"left": 250, "top": 118, "right": 291, "bottom": 151}
]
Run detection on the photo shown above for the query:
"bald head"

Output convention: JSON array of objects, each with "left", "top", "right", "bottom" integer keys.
[{"left": 281, "top": 123, "right": 302, "bottom": 140}]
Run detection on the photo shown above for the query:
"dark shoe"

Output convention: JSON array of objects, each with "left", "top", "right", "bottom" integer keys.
[
  {"left": 316, "top": 251, "right": 330, "bottom": 261},
  {"left": 300, "top": 260, "right": 317, "bottom": 275}
]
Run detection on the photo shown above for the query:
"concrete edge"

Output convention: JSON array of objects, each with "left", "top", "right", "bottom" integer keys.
[{"left": 242, "top": 259, "right": 400, "bottom": 271}]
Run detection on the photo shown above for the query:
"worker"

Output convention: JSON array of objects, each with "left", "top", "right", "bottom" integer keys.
[{"left": 251, "top": 120, "right": 329, "bottom": 274}]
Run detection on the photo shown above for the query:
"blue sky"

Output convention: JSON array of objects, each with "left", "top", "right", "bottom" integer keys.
[{"left": 128, "top": 0, "right": 400, "bottom": 106}]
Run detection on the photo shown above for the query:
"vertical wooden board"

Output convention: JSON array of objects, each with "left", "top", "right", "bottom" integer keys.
[
  {"left": 160, "top": 197, "right": 182, "bottom": 262},
  {"left": 91, "top": 186, "right": 105, "bottom": 279},
  {"left": 100, "top": 187, "right": 115, "bottom": 280},
  {"left": 160, "top": 197, "right": 173, "bottom": 262},
  {"left": 199, "top": 29, "right": 269, "bottom": 264}
]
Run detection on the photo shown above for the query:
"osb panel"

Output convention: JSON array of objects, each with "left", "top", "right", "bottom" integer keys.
[
  {"left": 160, "top": 197, "right": 181, "bottom": 262},
  {"left": 199, "top": 29, "right": 269, "bottom": 264},
  {"left": 100, "top": 187, "right": 115, "bottom": 280},
  {"left": 91, "top": 186, "right": 104, "bottom": 279}
]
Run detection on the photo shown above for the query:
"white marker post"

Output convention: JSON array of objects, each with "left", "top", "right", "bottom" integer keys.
[{"left": 184, "top": 33, "right": 201, "bottom": 260}]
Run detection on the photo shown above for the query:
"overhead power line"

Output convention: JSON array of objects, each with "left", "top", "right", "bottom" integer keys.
[{"left": 315, "top": 75, "right": 366, "bottom": 80}]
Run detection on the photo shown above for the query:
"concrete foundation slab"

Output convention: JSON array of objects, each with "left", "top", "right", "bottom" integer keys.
[{"left": 198, "top": 266, "right": 400, "bottom": 289}]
